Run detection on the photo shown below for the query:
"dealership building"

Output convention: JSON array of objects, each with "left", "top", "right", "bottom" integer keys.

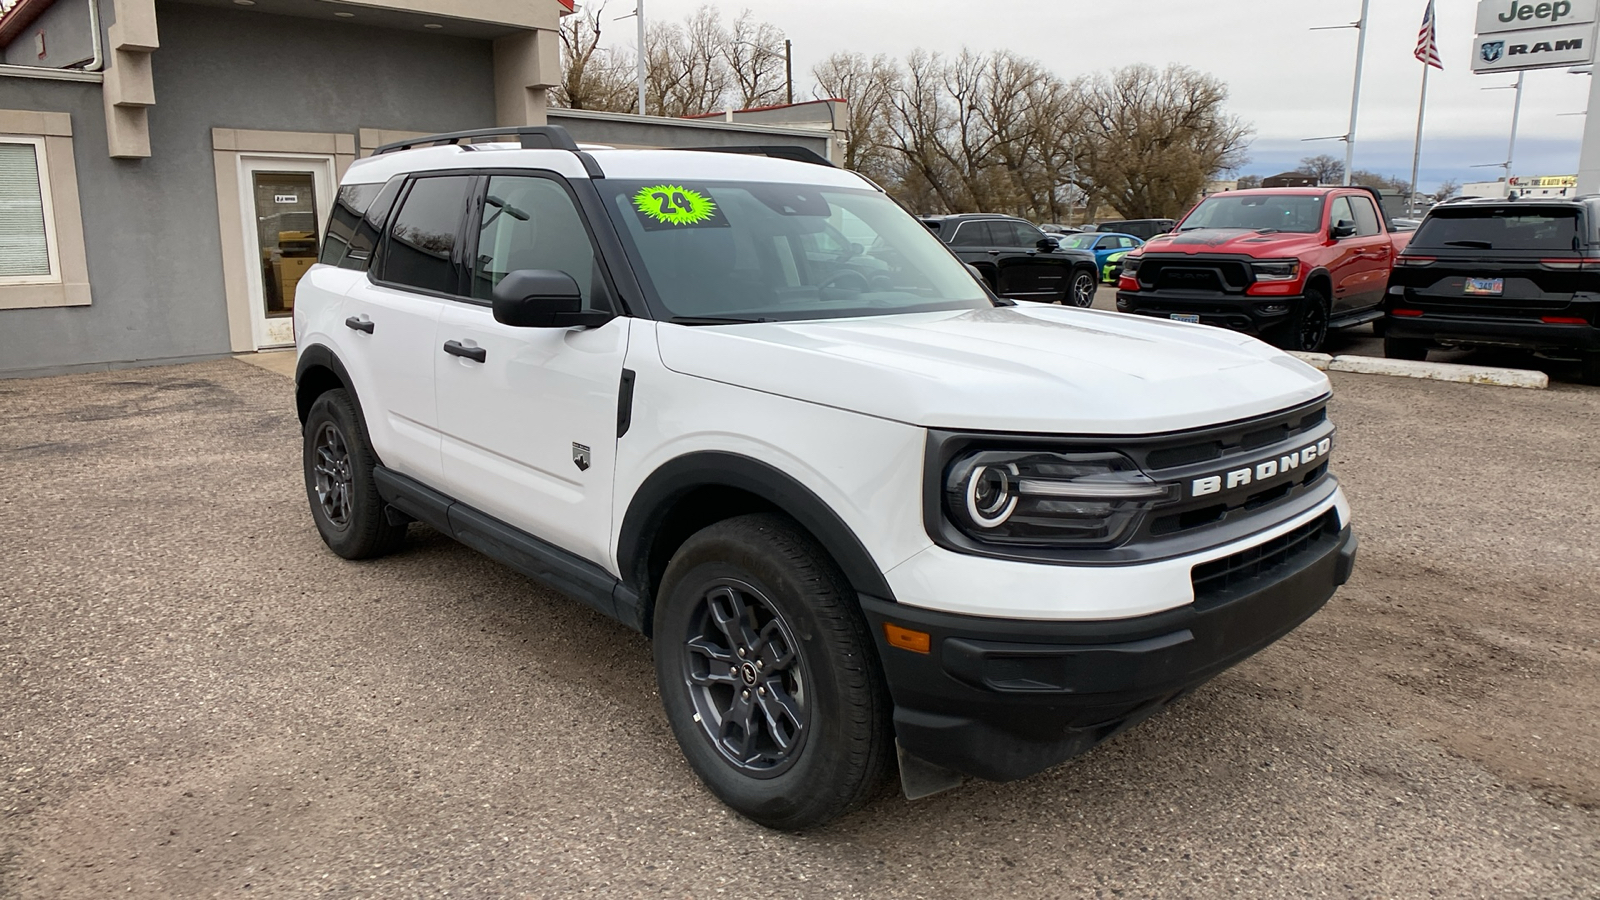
[{"left": 0, "top": 0, "right": 843, "bottom": 376}]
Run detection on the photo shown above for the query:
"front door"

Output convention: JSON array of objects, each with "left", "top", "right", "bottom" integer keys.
[
  {"left": 434, "top": 172, "right": 630, "bottom": 567},
  {"left": 239, "top": 155, "right": 335, "bottom": 348}
]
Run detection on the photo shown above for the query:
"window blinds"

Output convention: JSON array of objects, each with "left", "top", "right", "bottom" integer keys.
[{"left": 0, "top": 142, "right": 51, "bottom": 278}]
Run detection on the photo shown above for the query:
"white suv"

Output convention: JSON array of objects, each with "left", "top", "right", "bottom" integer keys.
[{"left": 294, "top": 126, "right": 1357, "bottom": 830}]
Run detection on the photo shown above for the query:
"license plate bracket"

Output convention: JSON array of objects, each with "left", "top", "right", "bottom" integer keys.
[
  {"left": 1464, "top": 277, "right": 1504, "bottom": 296},
  {"left": 1170, "top": 313, "right": 1200, "bottom": 324}
]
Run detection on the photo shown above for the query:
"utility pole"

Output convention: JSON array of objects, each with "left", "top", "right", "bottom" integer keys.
[
  {"left": 635, "top": 0, "right": 646, "bottom": 115},
  {"left": 784, "top": 39, "right": 793, "bottom": 106},
  {"left": 1343, "top": 0, "right": 1371, "bottom": 185}
]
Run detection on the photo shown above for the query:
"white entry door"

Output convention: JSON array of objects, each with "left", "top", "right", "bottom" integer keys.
[{"left": 237, "top": 155, "right": 336, "bottom": 348}]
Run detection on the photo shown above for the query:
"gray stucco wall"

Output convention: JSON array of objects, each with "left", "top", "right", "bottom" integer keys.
[
  {"left": 0, "top": 0, "right": 497, "bottom": 376},
  {"left": 2, "top": 0, "right": 96, "bottom": 68}
]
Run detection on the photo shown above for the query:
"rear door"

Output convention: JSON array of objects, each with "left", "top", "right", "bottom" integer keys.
[
  {"left": 433, "top": 171, "right": 630, "bottom": 567},
  {"left": 993, "top": 219, "right": 1067, "bottom": 301},
  {"left": 340, "top": 174, "right": 476, "bottom": 487}
]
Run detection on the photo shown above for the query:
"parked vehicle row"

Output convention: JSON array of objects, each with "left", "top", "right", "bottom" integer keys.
[{"left": 918, "top": 213, "right": 1101, "bottom": 306}]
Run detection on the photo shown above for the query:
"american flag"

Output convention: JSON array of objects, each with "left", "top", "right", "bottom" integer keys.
[{"left": 1415, "top": 0, "right": 1444, "bottom": 69}]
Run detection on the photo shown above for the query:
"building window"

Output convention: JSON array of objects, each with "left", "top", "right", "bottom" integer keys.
[{"left": 0, "top": 136, "right": 59, "bottom": 284}]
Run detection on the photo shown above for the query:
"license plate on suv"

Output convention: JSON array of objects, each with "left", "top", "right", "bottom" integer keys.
[
  {"left": 1170, "top": 313, "right": 1200, "bottom": 324},
  {"left": 1464, "top": 277, "right": 1504, "bottom": 296}
]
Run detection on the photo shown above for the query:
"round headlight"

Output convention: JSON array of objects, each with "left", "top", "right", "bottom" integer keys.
[{"left": 965, "top": 463, "right": 1019, "bottom": 528}]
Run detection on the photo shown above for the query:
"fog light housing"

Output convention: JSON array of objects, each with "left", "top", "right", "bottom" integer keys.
[{"left": 1259, "top": 303, "right": 1289, "bottom": 314}]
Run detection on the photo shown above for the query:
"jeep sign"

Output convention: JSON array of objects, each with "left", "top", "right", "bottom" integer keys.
[
  {"left": 1472, "top": 21, "right": 1597, "bottom": 71},
  {"left": 1477, "top": 0, "right": 1597, "bottom": 35}
]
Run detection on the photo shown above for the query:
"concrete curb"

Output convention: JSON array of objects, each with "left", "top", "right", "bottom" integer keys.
[{"left": 1288, "top": 351, "right": 1548, "bottom": 389}]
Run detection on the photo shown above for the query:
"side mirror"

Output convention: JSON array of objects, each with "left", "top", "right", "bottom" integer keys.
[
  {"left": 1331, "top": 219, "right": 1357, "bottom": 239},
  {"left": 1037, "top": 237, "right": 1059, "bottom": 252},
  {"left": 491, "top": 269, "right": 614, "bottom": 328}
]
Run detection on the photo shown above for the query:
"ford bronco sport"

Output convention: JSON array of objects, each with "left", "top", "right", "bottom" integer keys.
[{"left": 294, "top": 126, "right": 1358, "bottom": 830}]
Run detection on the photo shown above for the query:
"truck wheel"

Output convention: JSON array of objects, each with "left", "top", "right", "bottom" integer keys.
[
  {"left": 1283, "top": 288, "right": 1329, "bottom": 352},
  {"left": 1581, "top": 352, "right": 1600, "bottom": 386},
  {"left": 653, "top": 513, "right": 892, "bottom": 830},
  {"left": 1384, "top": 337, "right": 1429, "bottom": 361},
  {"left": 302, "top": 389, "right": 407, "bottom": 559},
  {"left": 1067, "top": 269, "right": 1097, "bottom": 307}
]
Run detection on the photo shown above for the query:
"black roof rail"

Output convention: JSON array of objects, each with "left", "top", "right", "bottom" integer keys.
[
  {"left": 373, "top": 125, "right": 581, "bottom": 155},
  {"left": 680, "top": 145, "right": 836, "bottom": 168}
]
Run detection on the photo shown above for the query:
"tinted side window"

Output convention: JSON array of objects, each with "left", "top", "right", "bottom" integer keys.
[
  {"left": 471, "top": 175, "right": 604, "bottom": 309},
  {"left": 949, "top": 221, "right": 993, "bottom": 247},
  {"left": 1350, "top": 196, "right": 1382, "bottom": 236},
  {"left": 1009, "top": 220, "right": 1045, "bottom": 247},
  {"left": 378, "top": 175, "right": 473, "bottom": 294},
  {"left": 320, "top": 177, "right": 403, "bottom": 270}
]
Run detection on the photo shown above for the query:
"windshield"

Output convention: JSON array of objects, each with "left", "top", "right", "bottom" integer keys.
[
  {"left": 1409, "top": 207, "right": 1582, "bottom": 251},
  {"left": 1057, "top": 234, "right": 1099, "bottom": 250},
  {"left": 602, "top": 180, "right": 990, "bottom": 322},
  {"left": 1180, "top": 195, "right": 1325, "bottom": 234}
]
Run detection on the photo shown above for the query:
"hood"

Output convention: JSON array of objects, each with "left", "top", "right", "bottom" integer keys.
[
  {"left": 655, "top": 306, "right": 1330, "bottom": 434},
  {"left": 1138, "top": 228, "right": 1325, "bottom": 257}
]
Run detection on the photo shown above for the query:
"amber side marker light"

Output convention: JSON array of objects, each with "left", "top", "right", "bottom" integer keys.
[{"left": 884, "top": 622, "right": 931, "bottom": 654}]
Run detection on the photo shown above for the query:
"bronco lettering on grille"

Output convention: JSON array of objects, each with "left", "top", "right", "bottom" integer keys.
[{"left": 1190, "top": 437, "right": 1332, "bottom": 498}]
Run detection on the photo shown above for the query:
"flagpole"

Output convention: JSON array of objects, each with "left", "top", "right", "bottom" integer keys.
[{"left": 1409, "top": 64, "right": 1430, "bottom": 217}]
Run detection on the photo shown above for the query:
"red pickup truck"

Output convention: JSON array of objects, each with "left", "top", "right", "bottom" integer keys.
[{"left": 1115, "top": 187, "right": 1411, "bottom": 351}]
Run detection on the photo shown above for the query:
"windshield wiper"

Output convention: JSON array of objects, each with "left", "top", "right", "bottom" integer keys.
[
  {"left": 667, "top": 315, "right": 772, "bottom": 325},
  {"left": 1443, "top": 240, "right": 1493, "bottom": 249}
]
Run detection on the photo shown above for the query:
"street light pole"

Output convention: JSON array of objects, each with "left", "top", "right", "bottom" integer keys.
[
  {"left": 1343, "top": 0, "right": 1371, "bottom": 185},
  {"left": 1506, "top": 71, "right": 1526, "bottom": 180}
]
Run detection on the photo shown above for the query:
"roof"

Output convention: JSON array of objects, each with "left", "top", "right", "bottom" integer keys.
[{"left": 0, "top": 0, "right": 54, "bottom": 47}]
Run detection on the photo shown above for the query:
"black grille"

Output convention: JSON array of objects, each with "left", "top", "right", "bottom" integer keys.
[
  {"left": 1191, "top": 511, "right": 1339, "bottom": 605},
  {"left": 1140, "top": 257, "right": 1253, "bottom": 294}
]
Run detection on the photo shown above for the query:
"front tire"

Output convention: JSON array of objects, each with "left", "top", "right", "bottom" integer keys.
[
  {"left": 1384, "top": 337, "right": 1430, "bottom": 361},
  {"left": 653, "top": 513, "right": 892, "bottom": 830},
  {"left": 1067, "top": 269, "right": 1097, "bottom": 308},
  {"left": 302, "top": 388, "right": 407, "bottom": 559},
  {"left": 1278, "top": 287, "right": 1330, "bottom": 352}
]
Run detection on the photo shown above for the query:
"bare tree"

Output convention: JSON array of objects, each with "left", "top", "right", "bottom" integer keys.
[
  {"left": 1068, "top": 65, "right": 1251, "bottom": 219},
  {"left": 813, "top": 51, "right": 898, "bottom": 182},
  {"left": 1298, "top": 154, "right": 1344, "bottom": 185},
  {"left": 646, "top": 6, "right": 732, "bottom": 117},
  {"left": 1431, "top": 178, "right": 1461, "bottom": 203},
  {"left": 553, "top": 1, "right": 637, "bottom": 112},
  {"left": 724, "top": 11, "right": 788, "bottom": 109},
  {"left": 1236, "top": 174, "right": 1263, "bottom": 189}
]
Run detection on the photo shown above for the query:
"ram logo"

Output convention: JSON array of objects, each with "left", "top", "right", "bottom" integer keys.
[
  {"left": 1191, "top": 437, "right": 1333, "bottom": 498},
  {"left": 1481, "top": 41, "right": 1506, "bottom": 62}
]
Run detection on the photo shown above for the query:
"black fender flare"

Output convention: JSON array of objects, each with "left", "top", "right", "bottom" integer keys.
[
  {"left": 293, "top": 344, "right": 381, "bottom": 466},
  {"left": 617, "top": 451, "right": 896, "bottom": 603}
]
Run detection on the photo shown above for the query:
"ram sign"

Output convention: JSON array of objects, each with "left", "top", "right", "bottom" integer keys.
[{"left": 1472, "top": 0, "right": 1599, "bottom": 72}]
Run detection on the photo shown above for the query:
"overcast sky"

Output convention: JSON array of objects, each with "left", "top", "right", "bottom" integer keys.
[{"left": 610, "top": 0, "right": 1595, "bottom": 190}]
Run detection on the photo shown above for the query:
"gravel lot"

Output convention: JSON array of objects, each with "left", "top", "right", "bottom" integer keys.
[{"left": 2, "top": 359, "right": 1597, "bottom": 899}]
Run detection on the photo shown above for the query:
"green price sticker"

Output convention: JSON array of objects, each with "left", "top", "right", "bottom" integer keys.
[{"left": 632, "top": 184, "right": 718, "bottom": 226}]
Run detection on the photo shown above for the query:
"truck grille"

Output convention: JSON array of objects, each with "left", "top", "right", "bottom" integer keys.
[
  {"left": 1140, "top": 257, "right": 1252, "bottom": 294},
  {"left": 1190, "top": 510, "right": 1340, "bottom": 606}
]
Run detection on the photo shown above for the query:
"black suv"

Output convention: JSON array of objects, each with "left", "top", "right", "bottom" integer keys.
[
  {"left": 1384, "top": 197, "right": 1600, "bottom": 384},
  {"left": 920, "top": 214, "right": 1100, "bottom": 306}
]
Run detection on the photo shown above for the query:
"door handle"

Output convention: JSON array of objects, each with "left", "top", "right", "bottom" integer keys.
[
  {"left": 987, "top": 249, "right": 1001, "bottom": 255},
  {"left": 442, "top": 340, "right": 486, "bottom": 363},
  {"left": 344, "top": 316, "right": 374, "bottom": 334}
]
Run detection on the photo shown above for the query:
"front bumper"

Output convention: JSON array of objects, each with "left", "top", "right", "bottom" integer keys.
[
  {"left": 860, "top": 522, "right": 1357, "bottom": 783},
  {"left": 1116, "top": 289, "right": 1299, "bottom": 337},
  {"left": 1385, "top": 313, "right": 1600, "bottom": 353}
]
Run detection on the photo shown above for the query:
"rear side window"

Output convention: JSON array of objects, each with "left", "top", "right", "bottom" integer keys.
[
  {"left": 1350, "top": 196, "right": 1382, "bottom": 236},
  {"left": 320, "top": 177, "right": 403, "bottom": 270},
  {"left": 949, "top": 221, "right": 993, "bottom": 247},
  {"left": 1410, "top": 208, "right": 1582, "bottom": 251},
  {"left": 377, "top": 175, "right": 474, "bottom": 294}
]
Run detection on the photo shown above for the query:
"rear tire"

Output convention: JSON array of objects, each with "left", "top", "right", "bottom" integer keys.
[
  {"left": 1581, "top": 352, "right": 1600, "bottom": 386},
  {"left": 653, "top": 513, "right": 892, "bottom": 830},
  {"left": 302, "top": 389, "right": 407, "bottom": 559},
  {"left": 1384, "top": 337, "right": 1430, "bottom": 361}
]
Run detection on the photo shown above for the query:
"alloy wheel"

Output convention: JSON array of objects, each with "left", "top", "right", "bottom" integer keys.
[
  {"left": 311, "top": 421, "right": 354, "bottom": 529},
  {"left": 680, "top": 578, "right": 810, "bottom": 777},
  {"left": 1298, "top": 300, "right": 1329, "bottom": 351},
  {"left": 1072, "top": 272, "right": 1096, "bottom": 307}
]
